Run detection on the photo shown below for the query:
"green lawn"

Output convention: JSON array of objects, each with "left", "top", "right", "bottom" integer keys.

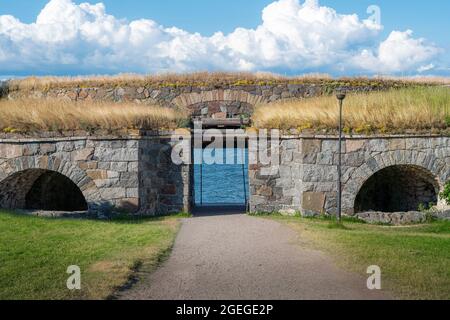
[
  {"left": 0, "top": 211, "right": 183, "bottom": 300},
  {"left": 266, "top": 215, "right": 450, "bottom": 300}
]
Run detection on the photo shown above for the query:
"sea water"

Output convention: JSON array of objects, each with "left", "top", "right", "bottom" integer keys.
[{"left": 193, "top": 148, "right": 249, "bottom": 205}]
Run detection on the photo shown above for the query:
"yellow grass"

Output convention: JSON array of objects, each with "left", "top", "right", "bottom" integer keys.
[
  {"left": 378, "top": 75, "right": 450, "bottom": 85},
  {"left": 0, "top": 98, "right": 187, "bottom": 133},
  {"left": 253, "top": 87, "right": 450, "bottom": 134}
]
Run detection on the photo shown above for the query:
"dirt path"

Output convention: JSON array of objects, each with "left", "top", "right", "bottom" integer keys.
[{"left": 118, "top": 214, "right": 389, "bottom": 300}]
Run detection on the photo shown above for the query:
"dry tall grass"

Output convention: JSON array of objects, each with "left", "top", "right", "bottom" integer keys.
[
  {"left": 378, "top": 76, "right": 450, "bottom": 85},
  {"left": 0, "top": 98, "right": 187, "bottom": 133},
  {"left": 253, "top": 87, "right": 450, "bottom": 134}
]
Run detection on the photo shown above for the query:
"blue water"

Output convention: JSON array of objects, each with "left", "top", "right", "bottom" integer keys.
[{"left": 194, "top": 148, "right": 249, "bottom": 205}]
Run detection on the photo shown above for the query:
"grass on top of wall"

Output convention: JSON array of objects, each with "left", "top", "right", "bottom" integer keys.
[
  {"left": 0, "top": 98, "right": 188, "bottom": 134},
  {"left": 6, "top": 72, "right": 450, "bottom": 91},
  {"left": 7, "top": 72, "right": 329, "bottom": 91},
  {"left": 252, "top": 86, "right": 450, "bottom": 134}
]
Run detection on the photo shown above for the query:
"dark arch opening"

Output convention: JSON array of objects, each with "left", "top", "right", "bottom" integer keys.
[
  {"left": 0, "top": 169, "right": 88, "bottom": 211},
  {"left": 354, "top": 165, "right": 438, "bottom": 213}
]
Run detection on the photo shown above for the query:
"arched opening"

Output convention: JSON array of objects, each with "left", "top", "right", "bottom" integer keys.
[
  {"left": 188, "top": 101, "right": 254, "bottom": 119},
  {"left": 0, "top": 169, "right": 88, "bottom": 211},
  {"left": 354, "top": 165, "right": 438, "bottom": 213}
]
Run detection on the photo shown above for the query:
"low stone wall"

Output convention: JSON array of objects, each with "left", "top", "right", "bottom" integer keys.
[
  {"left": 355, "top": 211, "right": 427, "bottom": 225},
  {"left": 355, "top": 210, "right": 450, "bottom": 225}
]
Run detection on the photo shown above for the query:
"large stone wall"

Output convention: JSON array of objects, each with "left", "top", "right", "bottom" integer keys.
[
  {"left": 249, "top": 135, "right": 450, "bottom": 217},
  {"left": 0, "top": 132, "right": 190, "bottom": 216},
  {"left": 0, "top": 131, "right": 448, "bottom": 222}
]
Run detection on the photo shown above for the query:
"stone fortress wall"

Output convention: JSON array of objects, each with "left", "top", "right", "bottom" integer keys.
[
  {"left": 0, "top": 132, "right": 190, "bottom": 216},
  {"left": 0, "top": 81, "right": 448, "bottom": 223},
  {"left": 249, "top": 135, "right": 450, "bottom": 224}
]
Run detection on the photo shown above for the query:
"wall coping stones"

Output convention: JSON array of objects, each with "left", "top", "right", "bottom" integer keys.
[
  {"left": 0, "top": 131, "right": 445, "bottom": 143},
  {"left": 280, "top": 134, "right": 449, "bottom": 140},
  {"left": 0, "top": 131, "right": 191, "bottom": 143}
]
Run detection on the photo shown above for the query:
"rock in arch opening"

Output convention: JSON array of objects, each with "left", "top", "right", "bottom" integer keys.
[
  {"left": 354, "top": 165, "right": 439, "bottom": 213},
  {"left": 0, "top": 169, "right": 88, "bottom": 211}
]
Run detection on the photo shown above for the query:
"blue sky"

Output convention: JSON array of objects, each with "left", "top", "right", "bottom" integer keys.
[{"left": 0, "top": 0, "right": 449, "bottom": 77}]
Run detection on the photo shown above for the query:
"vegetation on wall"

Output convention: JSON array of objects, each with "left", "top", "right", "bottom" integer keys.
[
  {"left": 440, "top": 181, "right": 450, "bottom": 205},
  {"left": 6, "top": 72, "right": 450, "bottom": 92},
  {"left": 0, "top": 98, "right": 188, "bottom": 134},
  {"left": 253, "top": 87, "right": 450, "bottom": 134}
]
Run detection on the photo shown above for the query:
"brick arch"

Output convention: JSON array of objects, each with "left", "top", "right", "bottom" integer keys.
[
  {"left": 171, "top": 89, "right": 268, "bottom": 109},
  {"left": 0, "top": 156, "right": 102, "bottom": 211},
  {"left": 342, "top": 150, "right": 448, "bottom": 214}
]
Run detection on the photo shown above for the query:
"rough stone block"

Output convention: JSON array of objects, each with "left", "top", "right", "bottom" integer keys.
[
  {"left": 388, "top": 139, "right": 406, "bottom": 150},
  {"left": 56, "top": 141, "right": 75, "bottom": 152},
  {"left": 72, "top": 148, "right": 94, "bottom": 161},
  {"left": 0, "top": 144, "right": 23, "bottom": 158},
  {"left": 302, "top": 192, "right": 326, "bottom": 214},
  {"left": 100, "top": 187, "right": 127, "bottom": 200},
  {"left": 78, "top": 161, "right": 98, "bottom": 170},
  {"left": 94, "top": 148, "right": 139, "bottom": 161},
  {"left": 126, "top": 188, "right": 139, "bottom": 198},
  {"left": 119, "top": 172, "right": 139, "bottom": 187},
  {"left": 327, "top": 140, "right": 347, "bottom": 153},
  {"left": 23, "top": 144, "right": 39, "bottom": 156},
  {"left": 162, "top": 184, "right": 177, "bottom": 195},
  {"left": 128, "top": 161, "right": 139, "bottom": 172},
  {"left": 302, "top": 139, "right": 321, "bottom": 154},
  {"left": 117, "top": 198, "right": 139, "bottom": 213},
  {"left": 346, "top": 140, "right": 365, "bottom": 153},
  {"left": 86, "top": 170, "right": 108, "bottom": 180},
  {"left": 39, "top": 143, "right": 57, "bottom": 155},
  {"left": 257, "top": 185, "right": 273, "bottom": 197}
]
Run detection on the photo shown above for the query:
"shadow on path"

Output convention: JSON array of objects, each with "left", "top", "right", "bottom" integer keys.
[{"left": 192, "top": 205, "right": 246, "bottom": 217}]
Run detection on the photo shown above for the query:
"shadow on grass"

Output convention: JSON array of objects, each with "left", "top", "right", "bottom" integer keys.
[
  {"left": 1, "top": 209, "right": 192, "bottom": 225},
  {"left": 327, "top": 221, "right": 351, "bottom": 230},
  {"left": 109, "top": 212, "right": 192, "bottom": 225},
  {"left": 250, "top": 212, "right": 368, "bottom": 232}
]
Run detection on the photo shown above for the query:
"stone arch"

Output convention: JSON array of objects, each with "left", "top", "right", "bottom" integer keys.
[
  {"left": 342, "top": 150, "right": 447, "bottom": 214},
  {"left": 0, "top": 156, "right": 102, "bottom": 211},
  {"left": 171, "top": 89, "right": 268, "bottom": 118}
]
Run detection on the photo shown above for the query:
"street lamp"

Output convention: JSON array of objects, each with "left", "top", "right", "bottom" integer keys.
[{"left": 336, "top": 90, "right": 346, "bottom": 223}]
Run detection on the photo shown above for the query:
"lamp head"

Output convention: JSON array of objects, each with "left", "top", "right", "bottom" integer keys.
[{"left": 335, "top": 89, "right": 347, "bottom": 101}]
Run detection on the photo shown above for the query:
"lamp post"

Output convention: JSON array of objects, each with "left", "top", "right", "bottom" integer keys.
[{"left": 336, "top": 90, "right": 346, "bottom": 223}]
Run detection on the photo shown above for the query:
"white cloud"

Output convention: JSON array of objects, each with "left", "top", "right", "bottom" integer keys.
[
  {"left": 351, "top": 30, "right": 440, "bottom": 74},
  {"left": 417, "top": 63, "right": 435, "bottom": 73},
  {"left": 0, "top": 0, "right": 442, "bottom": 75}
]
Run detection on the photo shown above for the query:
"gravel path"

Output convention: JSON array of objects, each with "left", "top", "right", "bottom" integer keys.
[{"left": 118, "top": 213, "right": 388, "bottom": 300}]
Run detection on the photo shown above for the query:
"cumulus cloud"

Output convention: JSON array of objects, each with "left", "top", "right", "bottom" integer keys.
[
  {"left": 0, "top": 0, "right": 442, "bottom": 75},
  {"left": 351, "top": 30, "right": 440, "bottom": 74}
]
